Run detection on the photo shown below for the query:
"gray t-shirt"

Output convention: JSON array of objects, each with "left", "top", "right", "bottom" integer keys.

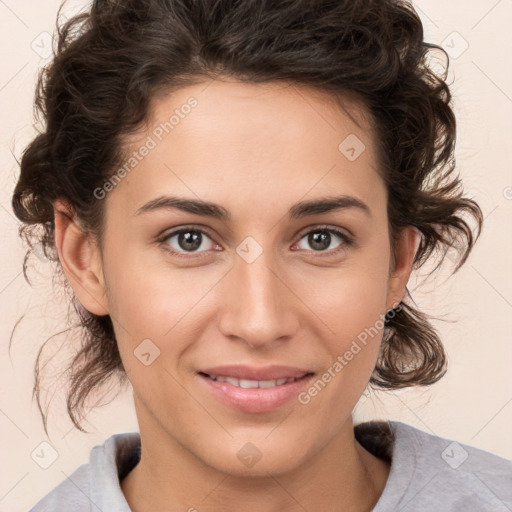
[{"left": 28, "top": 420, "right": 512, "bottom": 511}]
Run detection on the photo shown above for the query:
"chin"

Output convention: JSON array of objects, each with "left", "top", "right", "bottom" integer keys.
[{"left": 195, "top": 432, "right": 313, "bottom": 478}]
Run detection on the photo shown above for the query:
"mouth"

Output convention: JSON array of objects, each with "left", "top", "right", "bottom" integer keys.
[{"left": 196, "top": 365, "right": 315, "bottom": 413}]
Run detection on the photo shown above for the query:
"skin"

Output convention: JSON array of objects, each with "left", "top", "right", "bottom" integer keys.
[{"left": 53, "top": 79, "right": 420, "bottom": 511}]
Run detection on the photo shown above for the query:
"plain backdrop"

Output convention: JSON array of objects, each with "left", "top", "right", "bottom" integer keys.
[{"left": 1, "top": 1, "right": 511, "bottom": 510}]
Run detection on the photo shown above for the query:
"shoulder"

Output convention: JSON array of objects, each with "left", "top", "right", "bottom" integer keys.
[
  {"left": 28, "top": 461, "right": 93, "bottom": 512},
  {"left": 356, "top": 420, "right": 512, "bottom": 511},
  {"left": 28, "top": 432, "right": 140, "bottom": 512},
  {"left": 392, "top": 420, "right": 511, "bottom": 472}
]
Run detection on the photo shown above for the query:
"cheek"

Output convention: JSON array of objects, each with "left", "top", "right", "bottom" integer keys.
[
  {"left": 296, "top": 258, "right": 389, "bottom": 343},
  {"left": 103, "top": 250, "right": 221, "bottom": 356},
  {"left": 293, "top": 248, "right": 390, "bottom": 393},
  {"left": 294, "top": 271, "right": 388, "bottom": 439},
  {"left": 104, "top": 265, "right": 201, "bottom": 406},
  {"left": 305, "top": 273, "right": 389, "bottom": 409}
]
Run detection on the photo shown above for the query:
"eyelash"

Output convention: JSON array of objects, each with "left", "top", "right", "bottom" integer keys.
[{"left": 157, "top": 225, "right": 354, "bottom": 259}]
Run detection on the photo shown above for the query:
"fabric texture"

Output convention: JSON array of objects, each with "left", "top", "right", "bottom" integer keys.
[{"left": 28, "top": 420, "right": 512, "bottom": 511}]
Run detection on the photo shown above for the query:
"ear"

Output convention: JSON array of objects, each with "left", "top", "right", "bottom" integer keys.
[
  {"left": 386, "top": 226, "right": 421, "bottom": 310},
  {"left": 53, "top": 199, "right": 109, "bottom": 316}
]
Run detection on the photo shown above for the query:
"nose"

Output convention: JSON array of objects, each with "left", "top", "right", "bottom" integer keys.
[{"left": 217, "top": 248, "right": 300, "bottom": 349}]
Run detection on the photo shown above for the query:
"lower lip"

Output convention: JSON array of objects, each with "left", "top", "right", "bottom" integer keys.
[{"left": 198, "top": 374, "right": 315, "bottom": 413}]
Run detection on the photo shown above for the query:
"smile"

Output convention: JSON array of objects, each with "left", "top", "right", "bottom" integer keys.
[
  {"left": 197, "top": 367, "right": 315, "bottom": 413},
  {"left": 201, "top": 373, "right": 306, "bottom": 388}
]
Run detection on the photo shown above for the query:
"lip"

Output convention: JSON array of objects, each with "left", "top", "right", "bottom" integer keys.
[{"left": 197, "top": 365, "right": 315, "bottom": 413}]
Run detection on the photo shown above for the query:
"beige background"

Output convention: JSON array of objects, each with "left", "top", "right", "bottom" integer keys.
[{"left": 1, "top": 1, "right": 511, "bottom": 510}]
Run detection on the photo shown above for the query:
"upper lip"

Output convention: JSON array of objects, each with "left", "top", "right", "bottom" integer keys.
[{"left": 198, "top": 365, "right": 313, "bottom": 381}]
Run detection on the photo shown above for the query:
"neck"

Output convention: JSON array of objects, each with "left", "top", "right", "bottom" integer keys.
[{"left": 121, "top": 410, "right": 390, "bottom": 512}]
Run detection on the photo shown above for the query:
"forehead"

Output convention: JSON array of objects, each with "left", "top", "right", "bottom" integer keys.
[
  {"left": 111, "top": 79, "right": 385, "bottom": 220},
  {"left": 146, "top": 79, "right": 375, "bottom": 150}
]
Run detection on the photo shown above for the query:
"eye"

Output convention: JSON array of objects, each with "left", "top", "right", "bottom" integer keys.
[
  {"left": 159, "top": 227, "right": 220, "bottom": 258},
  {"left": 293, "top": 226, "right": 353, "bottom": 255},
  {"left": 158, "top": 225, "right": 353, "bottom": 259}
]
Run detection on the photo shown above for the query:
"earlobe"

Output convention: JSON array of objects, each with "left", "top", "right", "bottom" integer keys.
[
  {"left": 53, "top": 199, "right": 109, "bottom": 316},
  {"left": 386, "top": 226, "right": 421, "bottom": 310}
]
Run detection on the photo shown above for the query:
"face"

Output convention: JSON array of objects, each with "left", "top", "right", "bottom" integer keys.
[{"left": 59, "top": 79, "right": 416, "bottom": 477}]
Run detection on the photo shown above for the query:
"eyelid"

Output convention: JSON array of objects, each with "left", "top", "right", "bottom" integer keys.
[
  {"left": 295, "top": 223, "right": 353, "bottom": 241},
  {"left": 158, "top": 223, "right": 354, "bottom": 258}
]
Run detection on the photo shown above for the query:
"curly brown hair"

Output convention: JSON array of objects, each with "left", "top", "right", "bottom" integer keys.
[{"left": 11, "top": 0, "right": 483, "bottom": 433}]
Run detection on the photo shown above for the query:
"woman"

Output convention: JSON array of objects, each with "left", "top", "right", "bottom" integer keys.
[{"left": 12, "top": 0, "right": 511, "bottom": 510}]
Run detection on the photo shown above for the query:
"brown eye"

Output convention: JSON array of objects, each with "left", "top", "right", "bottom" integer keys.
[
  {"left": 307, "top": 231, "right": 333, "bottom": 251},
  {"left": 161, "top": 228, "right": 218, "bottom": 257},
  {"left": 294, "top": 227, "right": 352, "bottom": 254}
]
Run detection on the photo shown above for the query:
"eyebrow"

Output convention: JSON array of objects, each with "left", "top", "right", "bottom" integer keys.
[{"left": 134, "top": 194, "right": 371, "bottom": 220}]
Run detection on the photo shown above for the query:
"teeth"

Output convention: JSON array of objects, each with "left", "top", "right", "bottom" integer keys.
[
  {"left": 239, "top": 379, "right": 259, "bottom": 389},
  {"left": 225, "top": 377, "right": 239, "bottom": 386},
  {"left": 259, "top": 379, "right": 277, "bottom": 388},
  {"left": 206, "top": 374, "right": 300, "bottom": 388}
]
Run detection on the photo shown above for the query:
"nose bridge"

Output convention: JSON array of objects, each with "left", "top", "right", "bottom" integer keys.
[{"left": 218, "top": 244, "right": 297, "bottom": 347}]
